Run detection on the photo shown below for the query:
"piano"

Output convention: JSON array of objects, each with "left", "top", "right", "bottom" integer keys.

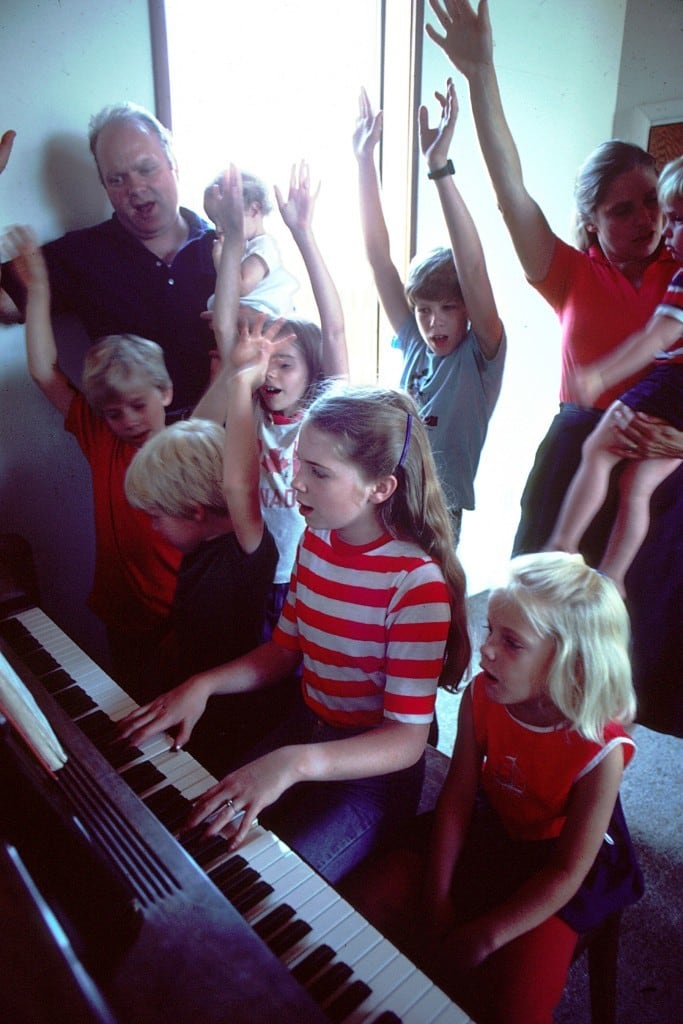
[{"left": 0, "top": 605, "right": 474, "bottom": 1024}]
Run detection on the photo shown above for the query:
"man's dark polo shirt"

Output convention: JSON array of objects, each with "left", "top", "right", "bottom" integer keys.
[{"left": 3, "top": 208, "right": 217, "bottom": 413}]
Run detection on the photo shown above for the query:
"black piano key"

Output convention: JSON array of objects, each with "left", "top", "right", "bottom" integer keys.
[
  {"left": 119, "top": 761, "right": 166, "bottom": 794},
  {"left": 0, "top": 618, "right": 36, "bottom": 650},
  {"left": 77, "top": 710, "right": 120, "bottom": 744},
  {"left": 103, "top": 738, "right": 146, "bottom": 769},
  {"left": 268, "top": 917, "right": 312, "bottom": 958},
  {"left": 325, "top": 979, "right": 373, "bottom": 1023},
  {"left": 18, "top": 646, "right": 59, "bottom": 675},
  {"left": 53, "top": 685, "right": 97, "bottom": 718},
  {"left": 0, "top": 616, "right": 28, "bottom": 641},
  {"left": 253, "top": 903, "right": 296, "bottom": 941},
  {"left": 39, "top": 667, "right": 76, "bottom": 694},
  {"left": 184, "top": 833, "right": 232, "bottom": 867},
  {"left": 144, "top": 784, "right": 187, "bottom": 817},
  {"left": 231, "top": 879, "right": 274, "bottom": 915},
  {"left": 291, "top": 944, "right": 336, "bottom": 985},
  {"left": 207, "top": 853, "right": 248, "bottom": 887},
  {"left": 217, "top": 866, "right": 261, "bottom": 902},
  {"left": 370, "top": 1014, "right": 403, "bottom": 1024},
  {"left": 308, "top": 961, "right": 354, "bottom": 1004}
]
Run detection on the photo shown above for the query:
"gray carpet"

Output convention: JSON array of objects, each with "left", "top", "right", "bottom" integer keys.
[{"left": 434, "top": 589, "right": 683, "bottom": 1024}]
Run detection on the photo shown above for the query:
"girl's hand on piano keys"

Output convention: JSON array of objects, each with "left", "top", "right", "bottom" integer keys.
[
  {"left": 187, "top": 746, "right": 302, "bottom": 848},
  {"left": 119, "top": 676, "right": 212, "bottom": 749}
]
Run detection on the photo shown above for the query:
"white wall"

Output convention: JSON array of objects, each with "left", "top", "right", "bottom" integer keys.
[{"left": 613, "top": 0, "right": 683, "bottom": 146}]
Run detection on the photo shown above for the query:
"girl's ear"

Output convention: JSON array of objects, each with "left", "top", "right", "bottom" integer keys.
[
  {"left": 161, "top": 386, "right": 174, "bottom": 408},
  {"left": 369, "top": 475, "right": 398, "bottom": 505}
]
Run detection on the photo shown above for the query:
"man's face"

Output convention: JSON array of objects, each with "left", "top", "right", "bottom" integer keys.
[{"left": 94, "top": 120, "right": 180, "bottom": 242}]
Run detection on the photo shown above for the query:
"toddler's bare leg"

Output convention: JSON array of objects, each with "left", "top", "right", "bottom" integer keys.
[
  {"left": 546, "top": 406, "right": 623, "bottom": 552},
  {"left": 599, "top": 456, "right": 682, "bottom": 595}
]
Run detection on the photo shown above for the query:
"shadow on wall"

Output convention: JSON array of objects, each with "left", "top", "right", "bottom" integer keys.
[
  {"left": 0, "top": 316, "right": 108, "bottom": 669},
  {"left": 42, "top": 133, "right": 109, "bottom": 234}
]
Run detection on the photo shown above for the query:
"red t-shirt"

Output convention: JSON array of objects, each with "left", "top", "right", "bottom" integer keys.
[
  {"left": 471, "top": 673, "right": 635, "bottom": 841},
  {"left": 65, "top": 392, "right": 181, "bottom": 635},
  {"left": 532, "top": 239, "right": 677, "bottom": 408}
]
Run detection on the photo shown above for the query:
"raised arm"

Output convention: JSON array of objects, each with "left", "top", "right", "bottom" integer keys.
[
  {"left": 7, "top": 226, "right": 74, "bottom": 415},
  {"left": 419, "top": 78, "right": 503, "bottom": 358},
  {"left": 0, "top": 131, "right": 23, "bottom": 324},
  {"left": 205, "top": 171, "right": 268, "bottom": 298},
  {"left": 0, "top": 130, "right": 15, "bottom": 174},
  {"left": 275, "top": 161, "right": 349, "bottom": 379},
  {"left": 572, "top": 312, "right": 683, "bottom": 407},
  {"left": 353, "top": 88, "right": 412, "bottom": 333},
  {"left": 206, "top": 166, "right": 245, "bottom": 359},
  {"left": 427, "top": 0, "right": 556, "bottom": 282},
  {"left": 223, "top": 315, "right": 296, "bottom": 553},
  {"left": 193, "top": 166, "right": 245, "bottom": 422}
]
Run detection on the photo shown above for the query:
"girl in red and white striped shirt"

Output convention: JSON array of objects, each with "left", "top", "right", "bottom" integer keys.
[{"left": 123, "top": 385, "right": 470, "bottom": 883}]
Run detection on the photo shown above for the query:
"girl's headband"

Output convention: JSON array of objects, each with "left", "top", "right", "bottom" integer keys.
[{"left": 397, "top": 413, "right": 413, "bottom": 469}]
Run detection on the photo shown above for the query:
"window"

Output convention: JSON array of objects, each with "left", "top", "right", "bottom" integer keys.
[{"left": 152, "top": 0, "right": 422, "bottom": 382}]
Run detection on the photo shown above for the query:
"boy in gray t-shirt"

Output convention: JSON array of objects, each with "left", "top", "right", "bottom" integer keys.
[{"left": 354, "top": 78, "right": 505, "bottom": 543}]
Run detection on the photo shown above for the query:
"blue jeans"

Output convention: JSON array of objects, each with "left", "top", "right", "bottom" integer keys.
[{"left": 256, "top": 701, "right": 425, "bottom": 885}]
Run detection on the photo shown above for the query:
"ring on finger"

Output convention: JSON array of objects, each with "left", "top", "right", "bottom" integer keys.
[{"left": 225, "top": 797, "right": 235, "bottom": 809}]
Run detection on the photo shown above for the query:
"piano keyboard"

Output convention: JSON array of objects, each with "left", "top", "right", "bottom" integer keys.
[{"left": 0, "top": 607, "right": 473, "bottom": 1024}]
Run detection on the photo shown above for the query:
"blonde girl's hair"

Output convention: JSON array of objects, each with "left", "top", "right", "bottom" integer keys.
[
  {"left": 573, "top": 140, "right": 657, "bottom": 251},
  {"left": 81, "top": 334, "right": 172, "bottom": 413},
  {"left": 495, "top": 552, "right": 636, "bottom": 741},
  {"left": 125, "top": 419, "right": 227, "bottom": 518},
  {"left": 303, "top": 383, "right": 471, "bottom": 688}
]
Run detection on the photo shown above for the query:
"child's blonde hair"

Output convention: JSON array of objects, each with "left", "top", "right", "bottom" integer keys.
[
  {"left": 657, "top": 154, "right": 683, "bottom": 207},
  {"left": 493, "top": 552, "right": 636, "bottom": 741},
  {"left": 82, "top": 334, "right": 172, "bottom": 413},
  {"left": 125, "top": 419, "right": 227, "bottom": 518},
  {"left": 303, "top": 383, "right": 471, "bottom": 688}
]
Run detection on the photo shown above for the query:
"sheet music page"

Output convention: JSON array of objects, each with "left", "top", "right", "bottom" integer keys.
[{"left": 0, "top": 649, "right": 67, "bottom": 774}]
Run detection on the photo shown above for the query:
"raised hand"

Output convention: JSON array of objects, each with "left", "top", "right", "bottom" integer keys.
[
  {"left": 418, "top": 77, "right": 458, "bottom": 167},
  {"left": 229, "top": 312, "right": 296, "bottom": 389},
  {"left": 4, "top": 225, "right": 48, "bottom": 291},
  {"left": 352, "top": 86, "right": 383, "bottom": 163},
  {"left": 426, "top": 0, "right": 493, "bottom": 79},
  {"left": 274, "top": 160, "right": 320, "bottom": 240},
  {"left": 0, "top": 130, "right": 16, "bottom": 175},
  {"left": 203, "top": 163, "right": 244, "bottom": 238}
]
